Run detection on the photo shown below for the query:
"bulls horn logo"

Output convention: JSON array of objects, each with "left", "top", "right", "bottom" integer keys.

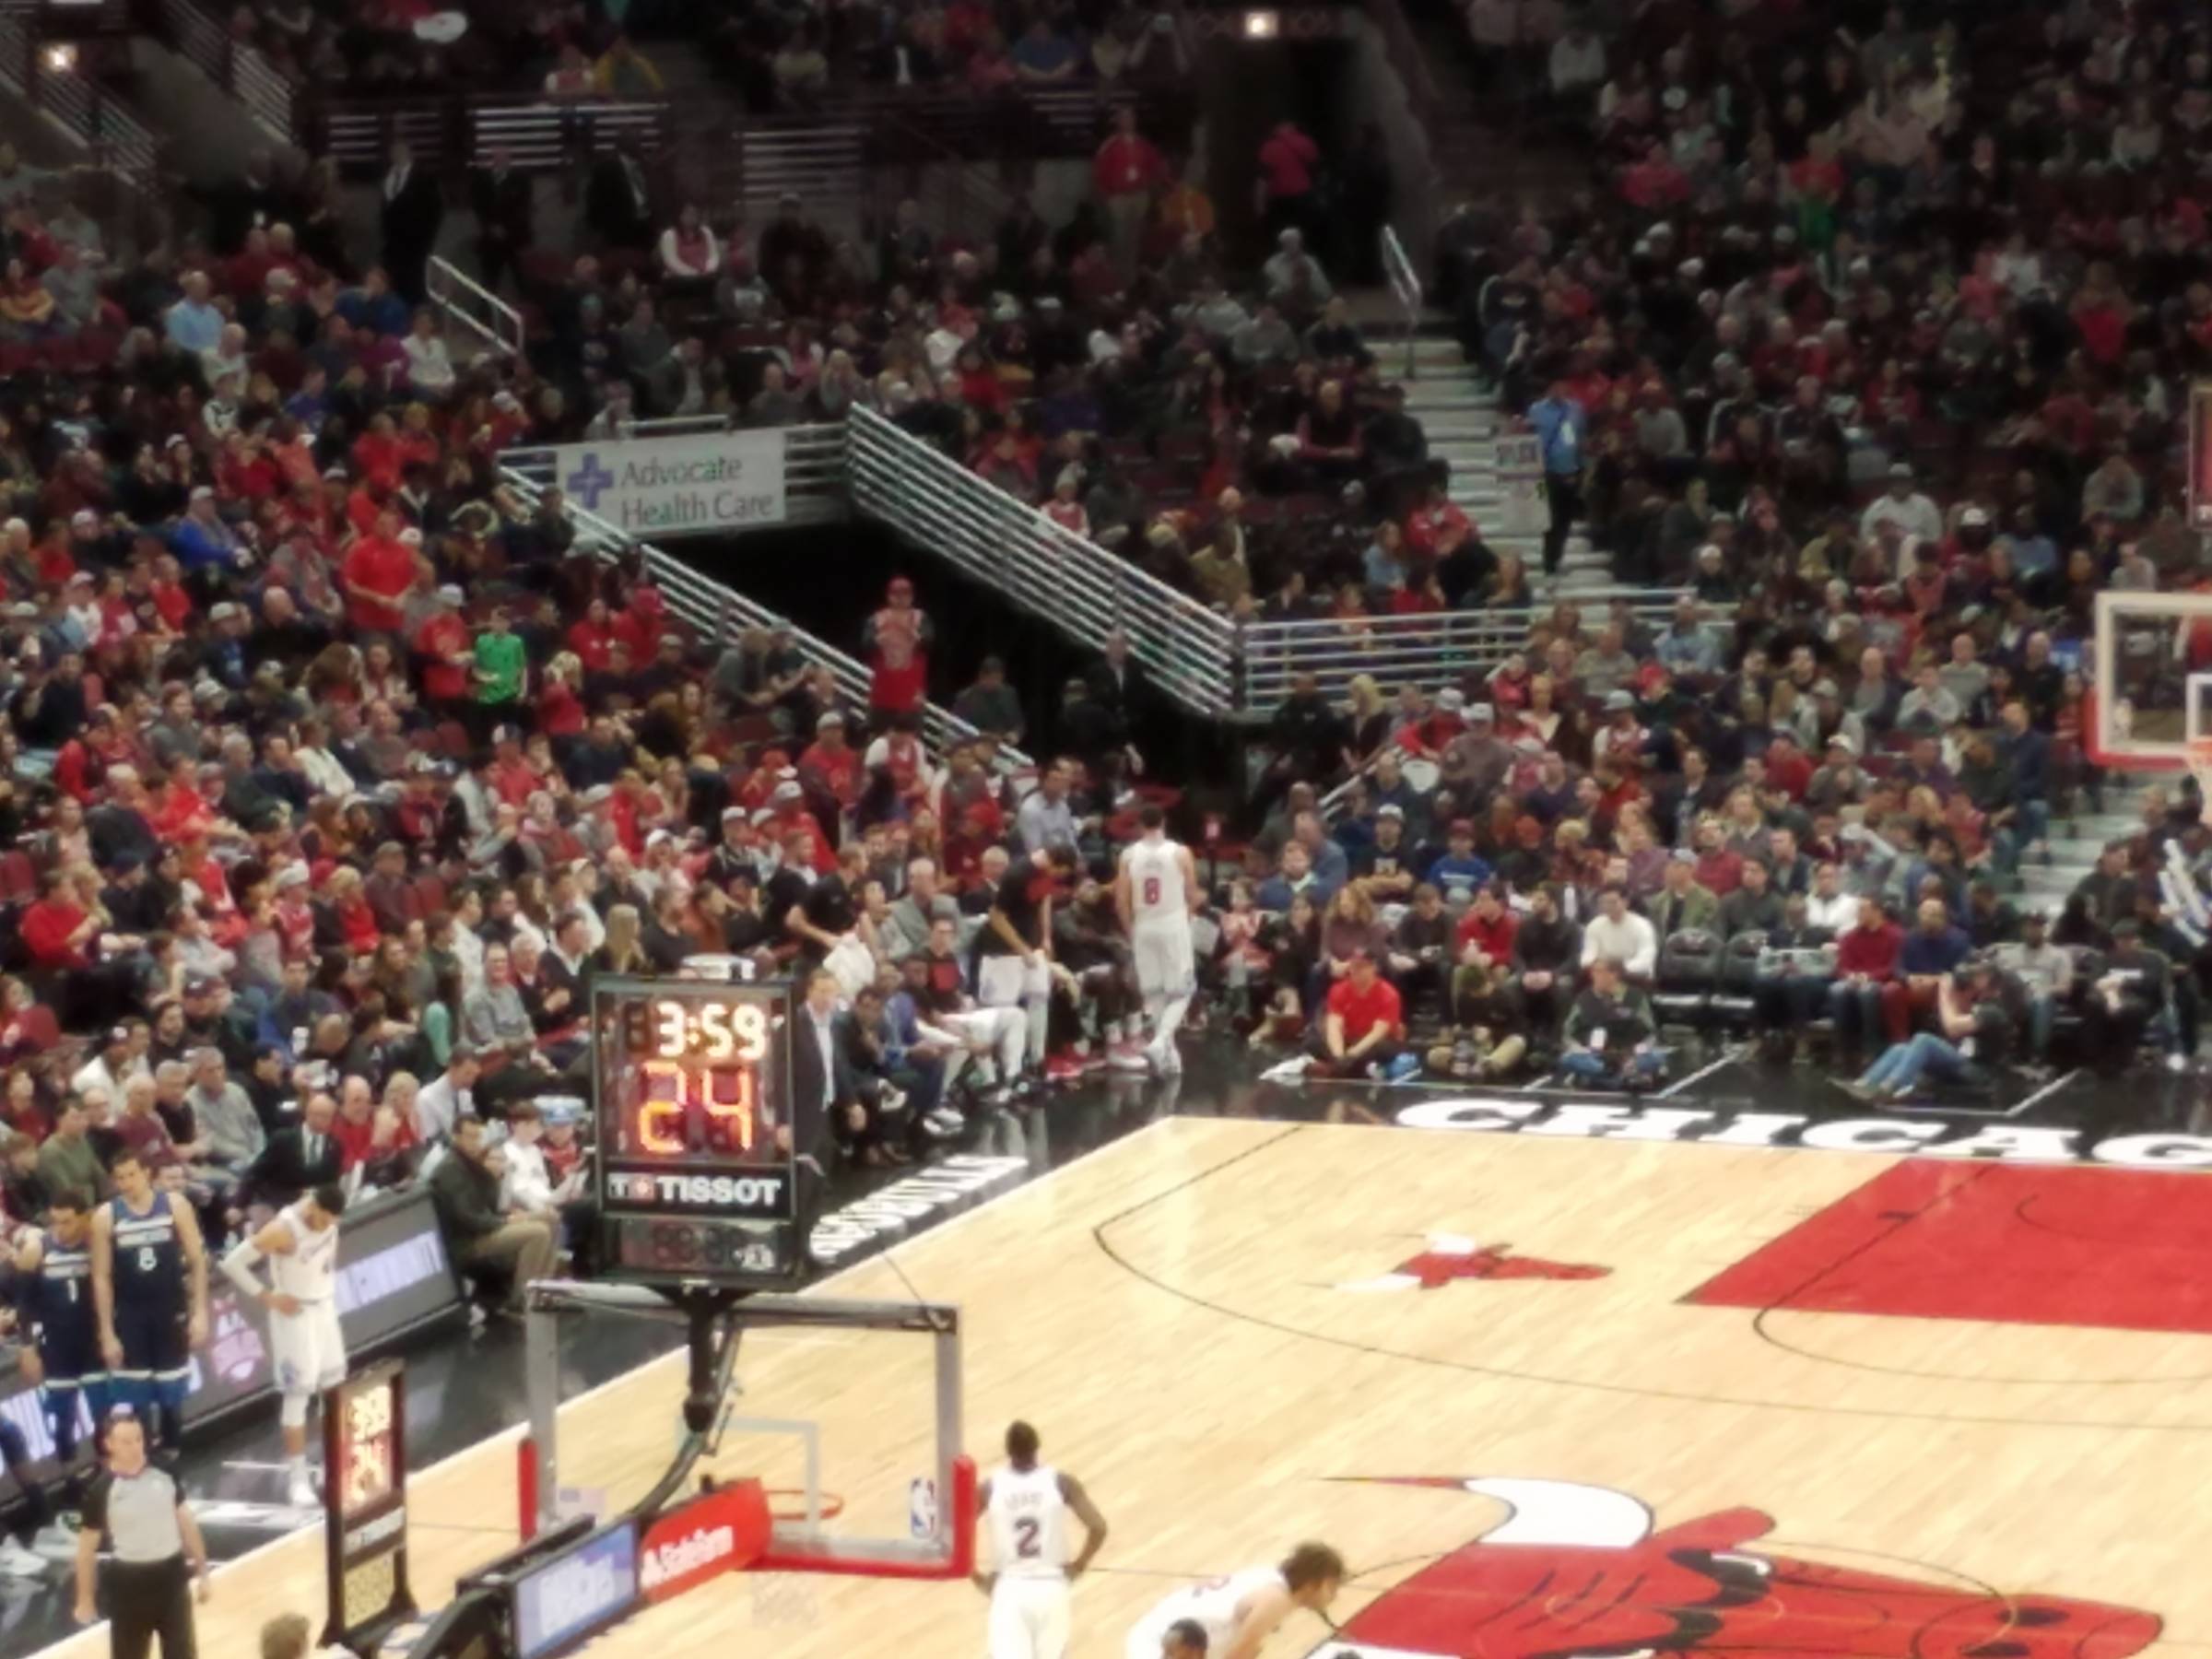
[{"left": 1307, "top": 1477, "right": 2159, "bottom": 1659}]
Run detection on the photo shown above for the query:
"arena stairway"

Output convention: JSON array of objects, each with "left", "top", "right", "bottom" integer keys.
[{"left": 1402, "top": 327, "right": 1612, "bottom": 595}]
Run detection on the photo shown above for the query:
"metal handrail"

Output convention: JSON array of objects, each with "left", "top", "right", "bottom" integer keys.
[
  {"left": 500, "top": 424, "right": 848, "bottom": 529},
  {"left": 1381, "top": 223, "right": 1421, "bottom": 382},
  {"left": 160, "top": 0, "right": 293, "bottom": 144},
  {"left": 1237, "top": 598, "right": 1701, "bottom": 711},
  {"left": 496, "top": 463, "right": 1026, "bottom": 770},
  {"left": 844, "top": 406, "right": 1238, "bottom": 720},
  {"left": 426, "top": 254, "right": 524, "bottom": 359},
  {"left": 0, "top": 20, "right": 159, "bottom": 182}
]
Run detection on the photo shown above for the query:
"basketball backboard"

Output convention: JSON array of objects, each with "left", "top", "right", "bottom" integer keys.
[
  {"left": 2091, "top": 591, "right": 2212, "bottom": 770},
  {"left": 519, "top": 1284, "right": 972, "bottom": 1582}
]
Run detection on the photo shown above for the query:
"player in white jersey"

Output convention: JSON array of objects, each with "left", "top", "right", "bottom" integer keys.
[
  {"left": 1116, "top": 804, "right": 1201, "bottom": 1077},
  {"left": 1124, "top": 1542, "right": 1345, "bottom": 1659},
  {"left": 974, "top": 1420, "right": 1109, "bottom": 1659},
  {"left": 219, "top": 1182, "right": 349, "bottom": 1506}
]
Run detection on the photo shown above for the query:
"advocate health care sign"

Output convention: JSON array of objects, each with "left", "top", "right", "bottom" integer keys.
[{"left": 552, "top": 430, "right": 787, "bottom": 537}]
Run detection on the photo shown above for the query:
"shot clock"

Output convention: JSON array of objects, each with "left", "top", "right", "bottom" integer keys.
[
  {"left": 322, "top": 1359, "right": 416, "bottom": 1652},
  {"left": 590, "top": 975, "right": 808, "bottom": 1288}
]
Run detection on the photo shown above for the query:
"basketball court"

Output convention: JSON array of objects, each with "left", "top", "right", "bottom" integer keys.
[{"left": 36, "top": 1115, "right": 2212, "bottom": 1659}]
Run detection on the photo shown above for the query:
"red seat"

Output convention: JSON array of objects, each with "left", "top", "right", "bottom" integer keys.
[{"left": 0, "top": 850, "right": 34, "bottom": 901}]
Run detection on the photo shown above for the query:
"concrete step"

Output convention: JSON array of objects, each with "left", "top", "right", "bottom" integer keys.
[{"left": 1403, "top": 390, "right": 1500, "bottom": 413}]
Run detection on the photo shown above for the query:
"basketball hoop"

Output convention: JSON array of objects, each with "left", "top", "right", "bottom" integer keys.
[{"left": 765, "top": 1488, "right": 846, "bottom": 1524}]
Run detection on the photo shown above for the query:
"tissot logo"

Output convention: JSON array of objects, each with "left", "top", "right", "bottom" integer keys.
[
  {"left": 1389, "top": 1097, "right": 2212, "bottom": 1169},
  {"left": 623, "top": 1172, "right": 789, "bottom": 1212}
]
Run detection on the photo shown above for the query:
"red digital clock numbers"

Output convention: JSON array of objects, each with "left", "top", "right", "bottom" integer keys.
[{"left": 637, "top": 1059, "right": 758, "bottom": 1156}]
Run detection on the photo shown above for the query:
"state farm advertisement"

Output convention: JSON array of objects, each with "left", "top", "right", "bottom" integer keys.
[{"left": 637, "top": 1481, "right": 771, "bottom": 1603}]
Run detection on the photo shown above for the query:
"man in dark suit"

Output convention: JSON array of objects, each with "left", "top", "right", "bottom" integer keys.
[
  {"left": 785, "top": 969, "right": 849, "bottom": 1197},
  {"left": 247, "top": 1089, "right": 344, "bottom": 1208},
  {"left": 468, "top": 145, "right": 535, "bottom": 298},
  {"left": 380, "top": 138, "right": 445, "bottom": 305},
  {"left": 584, "top": 139, "right": 655, "bottom": 253},
  {"left": 1082, "top": 628, "right": 1142, "bottom": 725}
]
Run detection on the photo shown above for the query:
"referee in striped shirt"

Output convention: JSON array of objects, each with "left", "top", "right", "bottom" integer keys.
[{"left": 73, "top": 1410, "right": 209, "bottom": 1659}]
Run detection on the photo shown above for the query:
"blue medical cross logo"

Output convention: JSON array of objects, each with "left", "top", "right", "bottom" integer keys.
[{"left": 565, "top": 453, "right": 615, "bottom": 510}]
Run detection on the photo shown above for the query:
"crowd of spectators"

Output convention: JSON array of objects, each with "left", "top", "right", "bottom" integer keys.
[
  {"left": 1171, "top": 0, "right": 2212, "bottom": 1095},
  {"left": 0, "top": 91, "right": 1288, "bottom": 1313}
]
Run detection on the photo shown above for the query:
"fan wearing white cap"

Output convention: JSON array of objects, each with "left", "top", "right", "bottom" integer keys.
[{"left": 414, "top": 582, "right": 475, "bottom": 717}]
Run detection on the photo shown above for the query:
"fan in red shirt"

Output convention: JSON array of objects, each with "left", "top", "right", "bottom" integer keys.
[
  {"left": 1311, "top": 954, "right": 1406, "bottom": 1079},
  {"left": 566, "top": 597, "right": 621, "bottom": 673},
  {"left": 332, "top": 1083, "right": 420, "bottom": 1171},
  {"left": 1830, "top": 896, "right": 1904, "bottom": 1058},
  {"left": 342, "top": 514, "right": 418, "bottom": 633},
  {"left": 20, "top": 870, "right": 97, "bottom": 971},
  {"left": 798, "top": 713, "right": 864, "bottom": 806},
  {"left": 1093, "top": 107, "right": 1168, "bottom": 199},
  {"left": 1453, "top": 887, "right": 1518, "bottom": 965},
  {"left": 865, "top": 723, "right": 934, "bottom": 814},
  {"left": 352, "top": 411, "right": 409, "bottom": 492},
  {"left": 486, "top": 728, "right": 546, "bottom": 807},
  {"left": 147, "top": 558, "right": 194, "bottom": 631},
  {"left": 862, "top": 578, "right": 932, "bottom": 718},
  {"left": 413, "top": 583, "right": 474, "bottom": 707},
  {"left": 1405, "top": 485, "right": 1476, "bottom": 560}
]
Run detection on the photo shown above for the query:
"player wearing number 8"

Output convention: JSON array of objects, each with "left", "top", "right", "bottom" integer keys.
[
  {"left": 90, "top": 1151, "right": 209, "bottom": 1455},
  {"left": 975, "top": 1421, "right": 1109, "bottom": 1659},
  {"left": 1116, "top": 806, "right": 1201, "bottom": 1077}
]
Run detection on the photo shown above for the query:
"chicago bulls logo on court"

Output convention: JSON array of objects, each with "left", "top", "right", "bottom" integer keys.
[
  {"left": 1306, "top": 1478, "right": 2160, "bottom": 1659},
  {"left": 1335, "top": 1234, "right": 1610, "bottom": 1292}
]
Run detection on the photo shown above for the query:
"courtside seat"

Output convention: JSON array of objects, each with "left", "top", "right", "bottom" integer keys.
[
  {"left": 1710, "top": 932, "right": 1767, "bottom": 1029},
  {"left": 1652, "top": 928, "right": 1722, "bottom": 1032}
]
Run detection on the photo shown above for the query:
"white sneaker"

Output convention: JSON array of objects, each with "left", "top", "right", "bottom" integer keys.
[
  {"left": 288, "top": 1470, "right": 318, "bottom": 1509},
  {"left": 1105, "top": 1043, "right": 1150, "bottom": 1073},
  {"left": 1260, "top": 1056, "right": 1312, "bottom": 1085},
  {"left": 1147, "top": 1042, "right": 1183, "bottom": 1077},
  {"left": 0, "top": 1539, "right": 47, "bottom": 1579},
  {"left": 922, "top": 1110, "right": 963, "bottom": 1139}
]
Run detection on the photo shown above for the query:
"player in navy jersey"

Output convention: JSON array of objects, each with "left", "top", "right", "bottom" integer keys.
[
  {"left": 14, "top": 1190, "right": 111, "bottom": 1482},
  {"left": 89, "top": 1152, "right": 208, "bottom": 1453}
]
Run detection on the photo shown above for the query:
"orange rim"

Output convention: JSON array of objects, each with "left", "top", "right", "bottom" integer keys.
[{"left": 763, "top": 1488, "right": 846, "bottom": 1523}]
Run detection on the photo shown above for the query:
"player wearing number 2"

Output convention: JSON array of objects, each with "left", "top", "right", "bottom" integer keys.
[
  {"left": 90, "top": 1150, "right": 208, "bottom": 1455},
  {"left": 1116, "top": 805, "right": 1201, "bottom": 1077},
  {"left": 218, "top": 1183, "right": 349, "bottom": 1507},
  {"left": 975, "top": 1420, "right": 1109, "bottom": 1659}
]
